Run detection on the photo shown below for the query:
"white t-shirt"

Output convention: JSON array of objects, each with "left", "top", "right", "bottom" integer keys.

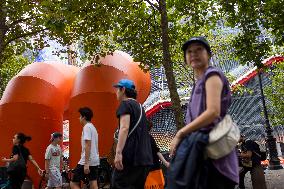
[
  {"left": 45, "top": 144, "right": 62, "bottom": 169},
  {"left": 78, "top": 122, "right": 100, "bottom": 166}
]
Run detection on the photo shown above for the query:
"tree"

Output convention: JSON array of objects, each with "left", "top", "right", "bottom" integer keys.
[
  {"left": 0, "top": 0, "right": 116, "bottom": 66},
  {"left": 265, "top": 62, "right": 284, "bottom": 127},
  {"left": 0, "top": 0, "right": 46, "bottom": 64},
  {"left": 217, "top": 0, "right": 284, "bottom": 169},
  {"left": 62, "top": 0, "right": 238, "bottom": 130},
  {"left": 217, "top": 0, "right": 284, "bottom": 66},
  {"left": 0, "top": 55, "right": 31, "bottom": 97},
  {"left": 107, "top": 0, "right": 220, "bottom": 129}
]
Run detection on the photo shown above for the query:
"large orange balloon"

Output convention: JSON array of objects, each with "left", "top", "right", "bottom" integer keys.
[
  {"left": 0, "top": 52, "right": 151, "bottom": 188},
  {"left": 0, "top": 62, "right": 79, "bottom": 187},
  {"left": 68, "top": 52, "right": 151, "bottom": 167}
]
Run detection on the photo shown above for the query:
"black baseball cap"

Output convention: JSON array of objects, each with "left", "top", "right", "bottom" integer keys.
[
  {"left": 182, "top": 36, "right": 212, "bottom": 55},
  {"left": 50, "top": 132, "right": 62, "bottom": 141}
]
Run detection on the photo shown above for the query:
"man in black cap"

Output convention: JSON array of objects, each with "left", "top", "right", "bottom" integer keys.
[{"left": 238, "top": 135, "right": 267, "bottom": 189}]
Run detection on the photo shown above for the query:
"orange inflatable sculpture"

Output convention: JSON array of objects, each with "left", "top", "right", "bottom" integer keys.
[{"left": 0, "top": 51, "right": 151, "bottom": 188}]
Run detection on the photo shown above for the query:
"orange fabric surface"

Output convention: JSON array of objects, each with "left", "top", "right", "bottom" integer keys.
[
  {"left": 68, "top": 62, "right": 151, "bottom": 167},
  {"left": 0, "top": 62, "right": 78, "bottom": 188},
  {"left": 0, "top": 53, "right": 151, "bottom": 188},
  {"left": 144, "top": 169, "right": 165, "bottom": 189}
]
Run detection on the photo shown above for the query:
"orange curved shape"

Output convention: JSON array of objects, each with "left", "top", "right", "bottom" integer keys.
[
  {"left": 0, "top": 52, "right": 151, "bottom": 187},
  {"left": 0, "top": 62, "right": 79, "bottom": 187},
  {"left": 68, "top": 52, "right": 151, "bottom": 167}
]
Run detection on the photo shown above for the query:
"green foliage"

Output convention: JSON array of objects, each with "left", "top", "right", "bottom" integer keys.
[
  {"left": 0, "top": 0, "right": 47, "bottom": 63},
  {"left": 0, "top": 0, "right": 115, "bottom": 65},
  {"left": 264, "top": 62, "right": 284, "bottom": 126},
  {"left": 217, "top": 0, "right": 284, "bottom": 67},
  {"left": 0, "top": 55, "right": 31, "bottom": 97}
]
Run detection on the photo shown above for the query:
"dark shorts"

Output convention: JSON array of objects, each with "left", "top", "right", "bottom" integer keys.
[
  {"left": 111, "top": 166, "right": 150, "bottom": 189},
  {"left": 72, "top": 164, "right": 98, "bottom": 183}
]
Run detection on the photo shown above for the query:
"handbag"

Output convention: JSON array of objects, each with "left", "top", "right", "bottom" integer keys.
[
  {"left": 206, "top": 114, "right": 240, "bottom": 159},
  {"left": 107, "top": 103, "right": 143, "bottom": 166},
  {"left": 7, "top": 146, "right": 26, "bottom": 174}
]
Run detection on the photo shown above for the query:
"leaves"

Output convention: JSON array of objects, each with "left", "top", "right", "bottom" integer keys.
[
  {"left": 0, "top": 54, "right": 31, "bottom": 97},
  {"left": 264, "top": 62, "right": 284, "bottom": 126},
  {"left": 217, "top": 0, "right": 284, "bottom": 67}
]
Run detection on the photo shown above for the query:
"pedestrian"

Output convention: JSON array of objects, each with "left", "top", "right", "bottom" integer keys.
[
  {"left": 239, "top": 135, "right": 267, "bottom": 189},
  {"left": 111, "top": 79, "right": 153, "bottom": 189},
  {"left": 168, "top": 36, "right": 239, "bottom": 189},
  {"left": 144, "top": 120, "right": 169, "bottom": 188},
  {"left": 70, "top": 107, "right": 100, "bottom": 189},
  {"left": 1, "top": 133, "right": 43, "bottom": 189},
  {"left": 148, "top": 120, "right": 170, "bottom": 170},
  {"left": 45, "top": 132, "right": 63, "bottom": 189}
]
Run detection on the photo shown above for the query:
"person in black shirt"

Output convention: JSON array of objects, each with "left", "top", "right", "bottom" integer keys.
[
  {"left": 148, "top": 121, "right": 169, "bottom": 171},
  {"left": 111, "top": 79, "right": 153, "bottom": 189},
  {"left": 238, "top": 135, "right": 267, "bottom": 189},
  {"left": 1, "top": 133, "right": 43, "bottom": 189}
]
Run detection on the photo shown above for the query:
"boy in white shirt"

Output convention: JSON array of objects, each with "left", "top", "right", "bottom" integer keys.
[
  {"left": 45, "top": 132, "right": 63, "bottom": 189},
  {"left": 70, "top": 107, "right": 99, "bottom": 189}
]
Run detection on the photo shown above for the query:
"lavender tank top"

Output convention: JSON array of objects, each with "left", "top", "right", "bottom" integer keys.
[{"left": 185, "top": 66, "right": 239, "bottom": 183}]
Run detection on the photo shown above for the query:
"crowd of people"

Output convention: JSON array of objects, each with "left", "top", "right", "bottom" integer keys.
[{"left": 1, "top": 37, "right": 269, "bottom": 189}]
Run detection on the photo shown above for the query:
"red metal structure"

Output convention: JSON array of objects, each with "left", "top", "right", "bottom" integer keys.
[{"left": 145, "top": 56, "right": 284, "bottom": 117}]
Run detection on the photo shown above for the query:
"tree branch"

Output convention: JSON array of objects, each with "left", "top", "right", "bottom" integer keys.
[
  {"left": 4, "top": 28, "right": 49, "bottom": 48},
  {"left": 8, "top": 15, "right": 41, "bottom": 28},
  {"left": 144, "top": 0, "right": 159, "bottom": 10}
]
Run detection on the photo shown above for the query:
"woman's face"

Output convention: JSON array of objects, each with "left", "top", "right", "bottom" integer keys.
[
  {"left": 13, "top": 134, "right": 20, "bottom": 145},
  {"left": 185, "top": 43, "right": 210, "bottom": 69}
]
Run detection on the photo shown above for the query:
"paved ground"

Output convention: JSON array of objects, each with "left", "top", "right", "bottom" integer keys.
[{"left": 241, "top": 168, "right": 284, "bottom": 189}]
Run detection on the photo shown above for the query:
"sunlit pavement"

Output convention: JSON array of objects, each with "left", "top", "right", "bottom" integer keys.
[{"left": 240, "top": 167, "right": 284, "bottom": 189}]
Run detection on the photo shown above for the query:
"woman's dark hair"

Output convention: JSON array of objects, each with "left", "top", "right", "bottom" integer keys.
[
  {"left": 121, "top": 87, "right": 137, "bottom": 99},
  {"left": 78, "top": 107, "right": 93, "bottom": 121},
  {"left": 16, "top": 133, "right": 32, "bottom": 145}
]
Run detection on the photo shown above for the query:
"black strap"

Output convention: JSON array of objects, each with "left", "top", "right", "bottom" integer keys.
[{"left": 114, "top": 101, "right": 143, "bottom": 141}]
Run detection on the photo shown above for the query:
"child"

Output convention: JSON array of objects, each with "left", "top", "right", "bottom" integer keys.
[{"left": 45, "top": 132, "right": 63, "bottom": 189}]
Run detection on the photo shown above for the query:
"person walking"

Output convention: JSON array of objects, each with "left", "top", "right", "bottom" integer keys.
[
  {"left": 44, "top": 132, "right": 63, "bottom": 189},
  {"left": 239, "top": 135, "right": 267, "bottom": 189},
  {"left": 1, "top": 133, "right": 43, "bottom": 189},
  {"left": 111, "top": 79, "right": 153, "bottom": 189},
  {"left": 70, "top": 107, "right": 100, "bottom": 189},
  {"left": 148, "top": 121, "right": 170, "bottom": 170},
  {"left": 168, "top": 37, "right": 239, "bottom": 189}
]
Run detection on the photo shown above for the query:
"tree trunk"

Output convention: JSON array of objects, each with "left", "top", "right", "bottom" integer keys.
[
  {"left": 0, "top": 5, "right": 8, "bottom": 65},
  {"left": 158, "top": 0, "right": 184, "bottom": 130}
]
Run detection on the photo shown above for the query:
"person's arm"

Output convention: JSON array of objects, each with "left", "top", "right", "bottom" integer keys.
[
  {"left": 84, "top": 140, "right": 91, "bottom": 165},
  {"left": 2, "top": 146, "right": 19, "bottom": 163},
  {"left": 45, "top": 159, "right": 50, "bottom": 177},
  {"left": 157, "top": 152, "right": 170, "bottom": 168},
  {"left": 2, "top": 154, "right": 18, "bottom": 163},
  {"left": 82, "top": 125, "right": 92, "bottom": 174},
  {"left": 29, "top": 155, "right": 43, "bottom": 175},
  {"left": 115, "top": 114, "right": 130, "bottom": 170},
  {"left": 60, "top": 156, "right": 64, "bottom": 171},
  {"left": 170, "top": 75, "right": 223, "bottom": 155}
]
